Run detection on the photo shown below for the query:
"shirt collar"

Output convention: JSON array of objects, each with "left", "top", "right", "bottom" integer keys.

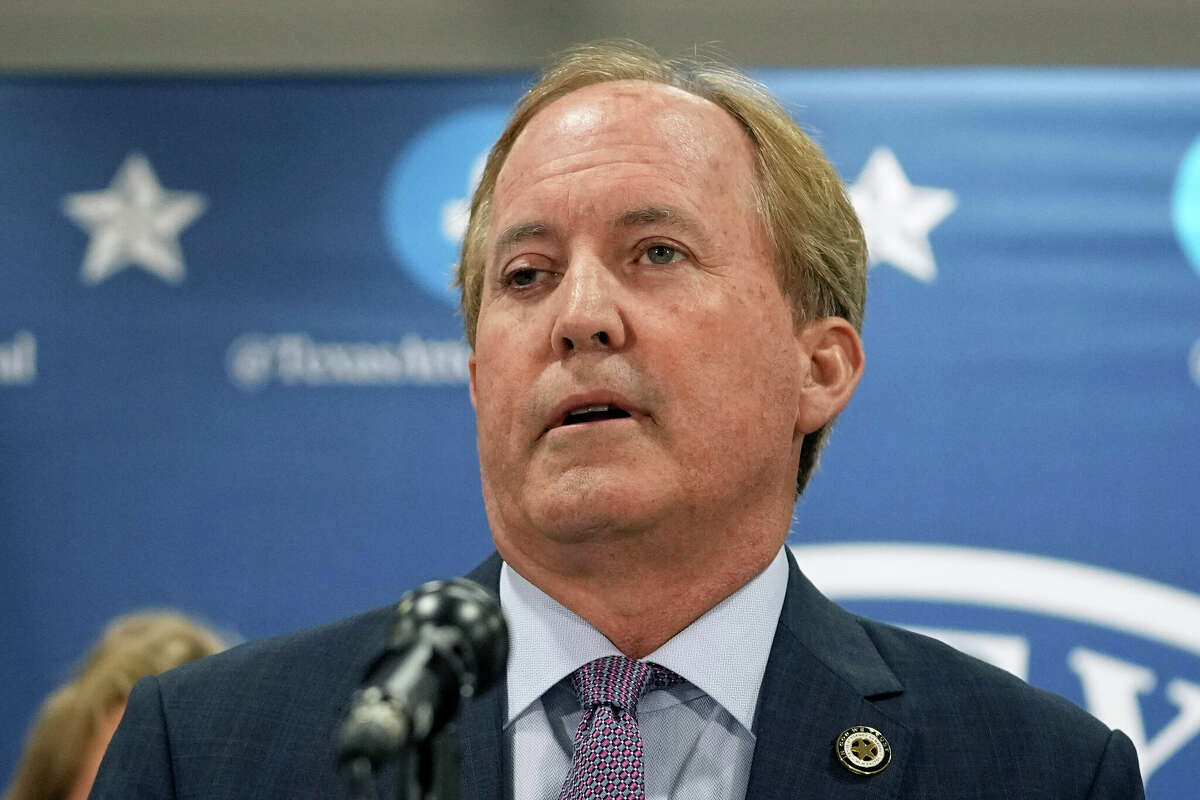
[{"left": 500, "top": 546, "right": 789, "bottom": 734}]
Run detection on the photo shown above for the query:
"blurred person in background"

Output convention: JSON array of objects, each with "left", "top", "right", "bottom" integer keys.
[{"left": 3, "top": 611, "right": 227, "bottom": 800}]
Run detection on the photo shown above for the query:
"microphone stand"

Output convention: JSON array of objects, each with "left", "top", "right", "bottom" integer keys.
[
  {"left": 398, "top": 724, "right": 460, "bottom": 800},
  {"left": 342, "top": 724, "right": 459, "bottom": 800}
]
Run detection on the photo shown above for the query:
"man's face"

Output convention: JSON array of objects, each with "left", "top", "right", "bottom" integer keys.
[{"left": 470, "top": 80, "right": 807, "bottom": 562}]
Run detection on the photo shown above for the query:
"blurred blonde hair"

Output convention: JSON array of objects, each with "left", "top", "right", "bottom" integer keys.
[
  {"left": 3, "top": 611, "right": 227, "bottom": 800},
  {"left": 455, "top": 40, "right": 867, "bottom": 496}
]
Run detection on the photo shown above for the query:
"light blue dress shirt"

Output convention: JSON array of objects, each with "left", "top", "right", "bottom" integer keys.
[{"left": 500, "top": 546, "right": 789, "bottom": 800}]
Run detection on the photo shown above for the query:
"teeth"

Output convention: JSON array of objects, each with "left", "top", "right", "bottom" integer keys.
[
  {"left": 569, "top": 404, "right": 610, "bottom": 416},
  {"left": 557, "top": 403, "right": 631, "bottom": 427}
]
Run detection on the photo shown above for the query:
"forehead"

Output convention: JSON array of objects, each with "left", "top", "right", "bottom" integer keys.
[{"left": 491, "top": 80, "right": 760, "bottom": 226}]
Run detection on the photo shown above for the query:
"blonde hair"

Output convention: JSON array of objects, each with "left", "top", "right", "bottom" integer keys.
[
  {"left": 456, "top": 40, "right": 866, "bottom": 495},
  {"left": 3, "top": 611, "right": 227, "bottom": 800}
]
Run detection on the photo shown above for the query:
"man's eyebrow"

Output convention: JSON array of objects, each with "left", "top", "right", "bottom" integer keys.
[
  {"left": 491, "top": 207, "right": 710, "bottom": 264},
  {"left": 617, "top": 206, "right": 680, "bottom": 228},
  {"left": 616, "top": 206, "right": 713, "bottom": 251},
  {"left": 495, "top": 221, "right": 551, "bottom": 252},
  {"left": 490, "top": 221, "right": 553, "bottom": 272}
]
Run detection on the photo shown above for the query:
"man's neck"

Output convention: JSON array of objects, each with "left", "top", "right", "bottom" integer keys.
[{"left": 496, "top": 515, "right": 789, "bottom": 659}]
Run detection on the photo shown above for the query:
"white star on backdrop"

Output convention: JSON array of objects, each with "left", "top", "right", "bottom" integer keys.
[
  {"left": 848, "top": 147, "right": 957, "bottom": 283},
  {"left": 62, "top": 153, "right": 207, "bottom": 286}
]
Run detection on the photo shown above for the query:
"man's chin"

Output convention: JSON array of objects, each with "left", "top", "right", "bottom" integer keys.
[{"left": 521, "top": 474, "right": 672, "bottom": 544}]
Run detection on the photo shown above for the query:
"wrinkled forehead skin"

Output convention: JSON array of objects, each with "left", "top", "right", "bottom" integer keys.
[{"left": 501, "top": 81, "right": 755, "bottom": 202}]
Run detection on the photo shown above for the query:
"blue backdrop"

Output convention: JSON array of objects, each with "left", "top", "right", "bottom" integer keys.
[{"left": 2, "top": 70, "right": 1198, "bottom": 793}]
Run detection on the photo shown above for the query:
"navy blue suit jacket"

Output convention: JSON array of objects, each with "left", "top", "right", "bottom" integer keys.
[{"left": 91, "top": 551, "right": 1145, "bottom": 798}]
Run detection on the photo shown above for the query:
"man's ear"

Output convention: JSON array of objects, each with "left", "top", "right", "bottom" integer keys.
[
  {"left": 795, "top": 317, "right": 864, "bottom": 435},
  {"left": 468, "top": 353, "right": 478, "bottom": 409}
]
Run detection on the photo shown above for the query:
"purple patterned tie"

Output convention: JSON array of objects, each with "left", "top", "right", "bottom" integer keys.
[{"left": 557, "top": 655, "right": 682, "bottom": 800}]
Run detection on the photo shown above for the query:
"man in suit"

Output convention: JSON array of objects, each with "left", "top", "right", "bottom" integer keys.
[{"left": 91, "top": 41, "right": 1145, "bottom": 799}]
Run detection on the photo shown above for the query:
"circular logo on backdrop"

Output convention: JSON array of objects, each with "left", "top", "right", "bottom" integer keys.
[
  {"left": 1173, "top": 136, "right": 1200, "bottom": 276},
  {"left": 382, "top": 106, "right": 511, "bottom": 306}
]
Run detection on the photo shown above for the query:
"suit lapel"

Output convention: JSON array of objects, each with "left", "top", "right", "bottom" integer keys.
[
  {"left": 746, "top": 549, "right": 911, "bottom": 800},
  {"left": 457, "top": 554, "right": 507, "bottom": 800}
]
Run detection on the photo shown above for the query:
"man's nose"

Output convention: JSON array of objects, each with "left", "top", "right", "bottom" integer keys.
[{"left": 550, "top": 257, "right": 627, "bottom": 357}]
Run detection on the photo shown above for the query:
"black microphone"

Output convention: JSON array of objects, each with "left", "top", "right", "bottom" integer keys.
[{"left": 336, "top": 578, "right": 508, "bottom": 791}]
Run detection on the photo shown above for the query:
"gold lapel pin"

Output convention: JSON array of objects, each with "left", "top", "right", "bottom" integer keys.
[{"left": 835, "top": 725, "right": 892, "bottom": 775}]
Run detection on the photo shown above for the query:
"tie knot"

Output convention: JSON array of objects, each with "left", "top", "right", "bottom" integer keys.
[{"left": 569, "top": 655, "right": 680, "bottom": 714}]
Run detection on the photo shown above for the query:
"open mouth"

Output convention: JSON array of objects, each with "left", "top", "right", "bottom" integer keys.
[{"left": 559, "top": 404, "right": 633, "bottom": 426}]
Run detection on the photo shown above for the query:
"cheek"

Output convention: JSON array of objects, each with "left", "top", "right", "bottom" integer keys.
[
  {"left": 471, "top": 315, "right": 515, "bottom": 398},
  {"left": 471, "top": 334, "right": 537, "bottom": 459},
  {"left": 674, "top": 305, "right": 799, "bottom": 432},
  {"left": 469, "top": 351, "right": 510, "bottom": 441}
]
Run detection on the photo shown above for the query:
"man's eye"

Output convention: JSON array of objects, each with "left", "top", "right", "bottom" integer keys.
[
  {"left": 508, "top": 268, "right": 538, "bottom": 287},
  {"left": 500, "top": 265, "right": 554, "bottom": 292},
  {"left": 645, "top": 245, "right": 681, "bottom": 265}
]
